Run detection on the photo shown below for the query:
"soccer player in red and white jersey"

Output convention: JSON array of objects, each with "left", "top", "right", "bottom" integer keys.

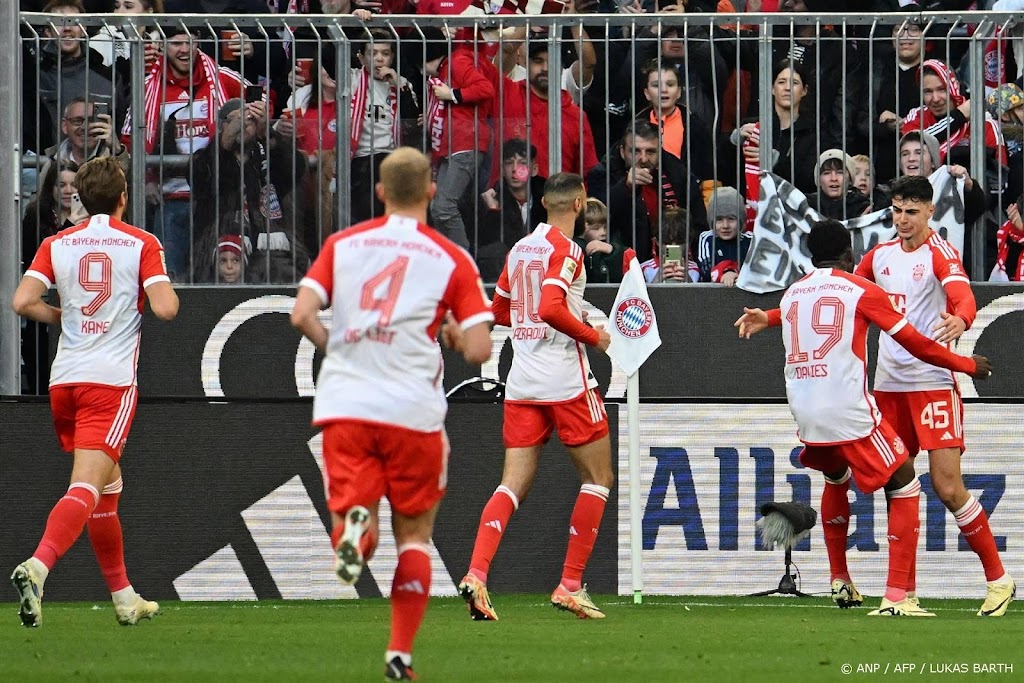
[
  {"left": 458, "top": 173, "right": 613, "bottom": 622},
  {"left": 854, "top": 174, "right": 1015, "bottom": 617},
  {"left": 736, "top": 220, "right": 991, "bottom": 617},
  {"left": 10, "top": 156, "right": 179, "bottom": 628},
  {"left": 290, "top": 147, "right": 492, "bottom": 682}
]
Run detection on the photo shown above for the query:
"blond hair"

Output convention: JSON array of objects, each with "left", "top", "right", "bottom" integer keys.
[
  {"left": 379, "top": 147, "right": 432, "bottom": 209},
  {"left": 585, "top": 198, "right": 607, "bottom": 225}
]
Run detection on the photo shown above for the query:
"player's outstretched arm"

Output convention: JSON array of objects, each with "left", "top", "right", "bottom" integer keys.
[
  {"left": 734, "top": 307, "right": 780, "bottom": 339},
  {"left": 291, "top": 286, "right": 328, "bottom": 353},
  {"left": 12, "top": 276, "right": 60, "bottom": 326},
  {"left": 145, "top": 281, "right": 179, "bottom": 321},
  {"left": 890, "top": 324, "right": 991, "bottom": 379},
  {"left": 859, "top": 281, "right": 989, "bottom": 379}
]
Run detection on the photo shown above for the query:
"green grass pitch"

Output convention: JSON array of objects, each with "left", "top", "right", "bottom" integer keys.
[{"left": 1, "top": 595, "right": 1021, "bottom": 681}]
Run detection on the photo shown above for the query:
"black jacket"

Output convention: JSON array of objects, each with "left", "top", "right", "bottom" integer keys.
[
  {"left": 466, "top": 176, "right": 547, "bottom": 282},
  {"left": 603, "top": 149, "right": 710, "bottom": 263},
  {"left": 806, "top": 189, "right": 873, "bottom": 220},
  {"left": 736, "top": 110, "right": 834, "bottom": 197},
  {"left": 190, "top": 132, "right": 309, "bottom": 283}
]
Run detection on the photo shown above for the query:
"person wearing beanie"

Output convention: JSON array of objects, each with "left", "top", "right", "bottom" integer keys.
[
  {"left": 987, "top": 83, "right": 1024, "bottom": 209},
  {"left": 419, "top": 26, "right": 499, "bottom": 250},
  {"left": 215, "top": 234, "right": 250, "bottom": 284},
  {"left": 697, "top": 186, "right": 750, "bottom": 285},
  {"left": 807, "top": 149, "right": 871, "bottom": 220}
]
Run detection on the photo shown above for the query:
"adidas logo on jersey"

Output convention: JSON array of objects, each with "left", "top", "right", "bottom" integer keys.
[
  {"left": 395, "top": 580, "right": 425, "bottom": 594},
  {"left": 569, "top": 526, "right": 579, "bottom": 536},
  {"left": 881, "top": 267, "right": 891, "bottom": 275},
  {"left": 940, "top": 431, "right": 954, "bottom": 440},
  {"left": 485, "top": 520, "right": 502, "bottom": 533},
  {"left": 825, "top": 516, "right": 848, "bottom": 525}
]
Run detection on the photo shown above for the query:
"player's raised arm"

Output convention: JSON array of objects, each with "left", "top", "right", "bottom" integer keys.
[{"left": 859, "top": 280, "right": 990, "bottom": 379}]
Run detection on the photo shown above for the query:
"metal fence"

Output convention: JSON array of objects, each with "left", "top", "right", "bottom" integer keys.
[{"left": 8, "top": 9, "right": 1024, "bottom": 393}]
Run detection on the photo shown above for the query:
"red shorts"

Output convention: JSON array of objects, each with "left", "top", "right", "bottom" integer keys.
[
  {"left": 799, "top": 420, "right": 909, "bottom": 494},
  {"left": 50, "top": 384, "right": 138, "bottom": 462},
  {"left": 503, "top": 389, "right": 608, "bottom": 448},
  {"left": 874, "top": 388, "right": 965, "bottom": 455},
  {"left": 321, "top": 420, "right": 448, "bottom": 518}
]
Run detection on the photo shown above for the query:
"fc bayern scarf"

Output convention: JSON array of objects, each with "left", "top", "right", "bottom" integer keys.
[
  {"left": 135, "top": 51, "right": 227, "bottom": 153},
  {"left": 349, "top": 68, "right": 401, "bottom": 156}
]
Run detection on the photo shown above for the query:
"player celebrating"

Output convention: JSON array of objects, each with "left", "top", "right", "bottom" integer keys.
[
  {"left": 853, "top": 174, "right": 1014, "bottom": 616},
  {"left": 458, "top": 173, "right": 613, "bottom": 622},
  {"left": 290, "top": 147, "right": 492, "bottom": 681},
  {"left": 735, "top": 220, "right": 992, "bottom": 617},
  {"left": 10, "top": 156, "right": 178, "bottom": 628}
]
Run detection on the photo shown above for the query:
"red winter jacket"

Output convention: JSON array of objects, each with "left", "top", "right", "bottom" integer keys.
[
  {"left": 493, "top": 77, "right": 599, "bottom": 183},
  {"left": 432, "top": 48, "right": 498, "bottom": 161}
]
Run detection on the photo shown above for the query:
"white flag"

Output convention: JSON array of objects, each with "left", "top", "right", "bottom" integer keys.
[{"left": 606, "top": 254, "right": 662, "bottom": 377}]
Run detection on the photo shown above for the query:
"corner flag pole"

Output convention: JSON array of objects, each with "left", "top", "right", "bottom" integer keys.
[{"left": 628, "top": 371, "right": 643, "bottom": 605}]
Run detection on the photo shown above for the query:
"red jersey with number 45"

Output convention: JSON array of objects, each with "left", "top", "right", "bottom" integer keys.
[
  {"left": 26, "top": 214, "right": 169, "bottom": 389},
  {"left": 496, "top": 223, "right": 596, "bottom": 403},
  {"left": 780, "top": 268, "right": 917, "bottom": 445},
  {"left": 855, "top": 232, "right": 976, "bottom": 393},
  {"left": 300, "top": 214, "right": 492, "bottom": 432}
]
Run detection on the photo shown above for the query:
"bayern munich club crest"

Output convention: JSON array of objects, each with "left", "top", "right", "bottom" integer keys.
[{"left": 614, "top": 297, "right": 654, "bottom": 339}]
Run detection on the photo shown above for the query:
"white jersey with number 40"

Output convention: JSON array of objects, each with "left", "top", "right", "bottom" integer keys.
[
  {"left": 496, "top": 223, "right": 597, "bottom": 403},
  {"left": 300, "top": 215, "right": 492, "bottom": 433},
  {"left": 26, "top": 214, "right": 169, "bottom": 389}
]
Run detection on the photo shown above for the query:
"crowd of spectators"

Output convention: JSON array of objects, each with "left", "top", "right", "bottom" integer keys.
[{"left": 17, "top": 0, "right": 1024, "bottom": 294}]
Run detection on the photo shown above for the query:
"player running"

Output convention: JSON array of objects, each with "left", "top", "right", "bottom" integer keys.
[
  {"left": 853, "top": 174, "right": 1014, "bottom": 616},
  {"left": 736, "top": 219, "right": 992, "bottom": 617},
  {"left": 458, "top": 173, "right": 613, "bottom": 622},
  {"left": 10, "top": 156, "right": 178, "bottom": 628},
  {"left": 291, "top": 147, "right": 492, "bottom": 681}
]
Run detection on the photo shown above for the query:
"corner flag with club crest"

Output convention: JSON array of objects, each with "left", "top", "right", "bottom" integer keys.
[
  {"left": 609, "top": 249, "right": 662, "bottom": 606},
  {"left": 606, "top": 249, "right": 662, "bottom": 376}
]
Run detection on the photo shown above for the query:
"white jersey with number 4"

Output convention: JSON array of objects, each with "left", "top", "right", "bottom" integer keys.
[
  {"left": 496, "top": 223, "right": 597, "bottom": 403},
  {"left": 26, "top": 214, "right": 169, "bottom": 389},
  {"left": 300, "top": 214, "right": 493, "bottom": 433},
  {"left": 855, "top": 233, "right": 970, "bottom": 392},
  {"left": 780, "top": 268, "right": 911, "bottom": 445}
]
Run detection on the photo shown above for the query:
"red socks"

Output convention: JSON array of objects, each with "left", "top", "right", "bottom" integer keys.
[
  {"left": 560, "top": 484, "right": 609, "bottom": 592},
  {"left": 820, "top": 471, "right": 851, "bottom": 583},
  {"left": 467, "top": 486, "right": 518, "bottom": 582},
  {"left": 33, "top": 484, "right": 99, "bottom": 570},
  {"left": 86, "top": 478, "right": 130, "bottom": 593},
  {"left": 387, "top": 544, "right": 432, "bottom": 658},
  {"left": 954, "top": 496, "right": 1006, "bottom": 582},
  {"left": 884, "top": 478, "right": 921, "bottom": 601}
]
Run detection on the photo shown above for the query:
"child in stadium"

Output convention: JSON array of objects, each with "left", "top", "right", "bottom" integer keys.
[{"left": 574, "top": 198, "right": 625, "bottom": 283}]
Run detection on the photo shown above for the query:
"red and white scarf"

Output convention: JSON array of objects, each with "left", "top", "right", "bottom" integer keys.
[
  {"left": 349, "top": 68, "right": 401, "bottom": 156},
  {"left": 425, "top": 76, "right": 447, "bottom": 154},
  {"left": 741, "top": 124, "right": 760, "bottom": 233},
  {"left": 132, "top": 52, "right": 228, "bottom": 154},
  {"left": 992, "top": 218, "right": 1024, "bottom": 281}
]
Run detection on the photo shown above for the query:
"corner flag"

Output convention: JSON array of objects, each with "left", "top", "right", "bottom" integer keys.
[{"left": 606, "top": 249, "right": 662, "bottom": 376}]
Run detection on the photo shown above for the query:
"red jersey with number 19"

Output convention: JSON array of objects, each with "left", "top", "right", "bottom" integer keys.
[
  {"left": 495, "top": 223, "right": 597, "bottom": 403},
  {"left": 300, "top": 215, "right": 492, "bottom": 432},
  {"left": 780, "top": 268, "right": 912, "bottom": 445},
  {"left": 26, "top": 214, "right": 169, "bottom": 389}
]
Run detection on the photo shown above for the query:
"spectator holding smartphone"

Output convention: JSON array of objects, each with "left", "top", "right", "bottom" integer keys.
[
  {"left": 44, "top": 98, "right": 130, "bottom": 172},
  {"left": 991, "top": 197, "right": 1024, "bottom": 281}
]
